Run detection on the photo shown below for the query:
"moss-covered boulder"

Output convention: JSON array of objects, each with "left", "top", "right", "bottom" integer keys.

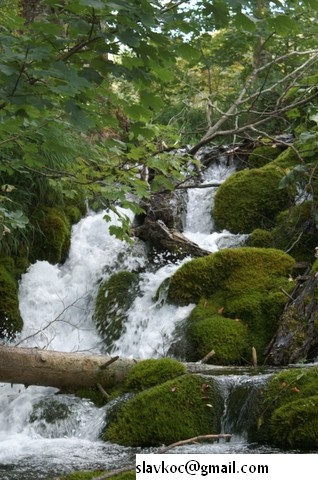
[
  {"left": 248, "top": 145, "right": 284, "bottom": 169},
  {"left": 256, "top": 367, "right": 318, "bottom": 449},
  {"left": 104, "top": 374, "right": 223, "bottom": 446},
  {"left": 247, "top": 229, "right": 274, "bottom": 248},
  {"left": 124, "top": 358, "right": 186, "bottom": 392},
  {"left": 0, "top": 264, "right": 23, "bottom": 338},
  {"left": 167, "top": 248, "right": 295, "bottom": 362},
  {"left": 30, "top": 206, "right": 72, "bottom": 264},
  {"left": 93, "top": 271, "right": 140, "bottom": 352},
  {"left": 214, "top": 166, "right": 293, "bottom": 234},
  {"left": 186, "top": 313, "right": 249, "bottom": 364},
  {"left": 271, "top": 202, "right": 318, "bottom": 262}
]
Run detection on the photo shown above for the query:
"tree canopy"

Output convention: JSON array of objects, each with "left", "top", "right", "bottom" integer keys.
[{"left": 1, "top": 0, "right": 318, "bottom": 246}]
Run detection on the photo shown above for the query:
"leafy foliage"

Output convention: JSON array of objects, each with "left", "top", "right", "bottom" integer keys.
[{"left": 1, "top": 0, "right": 318, "bottom": 250}]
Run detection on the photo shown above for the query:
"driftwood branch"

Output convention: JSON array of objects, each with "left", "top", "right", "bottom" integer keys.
[{"left": 189, "top": 49, "right": 318, "bottom": 155}]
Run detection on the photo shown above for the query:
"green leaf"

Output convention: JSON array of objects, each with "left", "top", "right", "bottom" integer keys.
[
  {"left": 139, "top": 91, "right": 163, "bottom": 111},
  {"left": 234, "top": 11, "right": 257, "bottom": 32},
  {"left": 211, "top": 1, "right": 229, "bottom": 28},
  {"left": 303, "top": 0, "right": 318, "bottom": 8},
  {"left": 268, "top": 15, "right": 299, "bottom": 36},
  {"left": 176, "top": 44, "right": 201, "bottom": 61}
]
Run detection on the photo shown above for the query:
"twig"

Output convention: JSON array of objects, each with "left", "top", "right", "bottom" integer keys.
[
  {"left": 280, "top": 288, "right": 294, "bottom": 301},
  {"left": 96, "top": 382, "right": 110, "bottom": 400},
  {"left": 99, "top": 356, "right": 119, "bottom": 370},
  {"left": 157, "top": 434, "right": 232, "bottom": 453}
]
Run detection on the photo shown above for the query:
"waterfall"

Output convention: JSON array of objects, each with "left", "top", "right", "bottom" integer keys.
[{"left": 0, "top": 155, "right": 258, "bottom": 479}]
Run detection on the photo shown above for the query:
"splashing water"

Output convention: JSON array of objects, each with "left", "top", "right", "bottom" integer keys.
[{"left": 0, "top": 158, "right": 251, "bottom": 478}]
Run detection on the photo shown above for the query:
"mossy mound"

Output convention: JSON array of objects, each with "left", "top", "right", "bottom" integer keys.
[
  {"left": 248, "top": 145, "right": 284, "bottom": 169},
  {"left": 104, "top": 374, "right": 223, "bottom": 446},
  {"left": 167, "top": 247, "right": 294, "bottom": 305},
  {"left": 167, "top": 248, "right": 294, "bottom": 362},
  {"left": 214, "top": 166, "right": 293, "bottom": 234},
  {"left": 93, "top": 271, "right": 140, "bottom": 352},
  {"left": 60, "top": 472, "right": 135, "bottom": 480},
  {"left": 271, "top": 202, "right": 318, "bottom": 262},
  {"left": 124, "top": 358, "right": 186, "bottom": 392},
  {"left": 256, "top": 367, "right": 318, "bottom": 449},
  {"left": 247, "top": 229, "right": 274, "bottom": 248},
  {"left": 0, "top": 264, "right": 23, "bottom": 338},
  {"left": 30, "top": 206, "right": 72, "bottom": 264},
  {"left": 271, "top": 395, "right": 318, "bottom": 449},
  {"left": 186, "top": 314, "right": 249, "bottom": 364}
]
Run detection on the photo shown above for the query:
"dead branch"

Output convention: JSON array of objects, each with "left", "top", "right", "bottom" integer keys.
[{"left": 189, "top": 49, "right": 318, "bottom": 155}]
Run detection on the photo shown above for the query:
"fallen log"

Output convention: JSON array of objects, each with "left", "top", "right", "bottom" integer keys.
[
  {"left": 0, "top": 345, "right": 137, "bottom": 390},
  {"left": 134, "top": 218, "right": 211, "bottom": 258}
]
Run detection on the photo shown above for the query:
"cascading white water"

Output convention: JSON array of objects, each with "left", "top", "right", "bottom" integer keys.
[
  {"left": 0, "top": 156, "right": 251, "bottom": 478},
  {"left": 183, "top": 157, "right": 247, "bottom": 252}
]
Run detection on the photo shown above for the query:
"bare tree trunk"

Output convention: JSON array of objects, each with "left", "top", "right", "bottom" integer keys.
[{"left": 0, "top": 346, "right": 137, "bottom": 389}]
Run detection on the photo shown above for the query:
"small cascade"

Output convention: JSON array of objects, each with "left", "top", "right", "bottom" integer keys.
[
  {"left": 212, "top": 372, "right": 272, "bottom": 437},
  {"left": 183, "top": 156, "right": 248, "bottom": 252},
  {"left": 0, "top": 152, "right": 264, "bottom": 478}
]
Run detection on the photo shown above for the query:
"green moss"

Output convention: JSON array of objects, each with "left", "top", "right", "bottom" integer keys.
[
  {"left": 214, "top": 166, "right": 293, "bottom": 234},
  {"left": 72, "top": 387, "right": 107, "bottom": 407},
  {"left": 104, "top": 374, "right": 223, "bottom": 446},
  {"left": 64, "top": 205, "right": 83, "bottom": 224},
  {"left": 167, "top": 248, "right": 295, "bottom": 363},
  {"left": 60, "top": 472, "right": 135, "bottom": 480},
  {"left": 270, "top": 395, "right": 318, "bottom": 449},
  {"left": 124, "top": 358, "right": 187, "bottom": 392},
  {"left": 30, "top": 399, "right": 71, "bottom": 424},
  {"left": 0, "top": 256, "right": 15, "bottom": 272},
  {"left": 272, "top": 202, "right": 318, "bottom": 262},
  {"left": 248, "top": 145, "right": 284, "bottom": 169},
  {"left": 256, "top": 367, "right": 318, "bottom": 447},
  {"left": 168, "top": 247, "right": 294, "bottom": 305},
  {"left": 93, "top": 271, "right": 140, "bottom": 352},
  {"left": 0, "top": 265, "right": 23, "bottom": 338},
  {"left": 247, "top": 229, "right": 273, "bottom": 248},
  {"left": 311, "top": 259, "right": 318, "bottom": 272},
  {"left": 31, "top": 206, "right": 72, "bottom": 264},
  {"left": 267, "top": 146, "right": 299, "bottom": 169},
  {"left": 186, "top": 314, "right": 248, "bottom": 364}
]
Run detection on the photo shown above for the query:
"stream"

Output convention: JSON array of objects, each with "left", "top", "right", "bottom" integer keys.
[{"left": 0, "top": 157, "right": 300, "bottom": 479}]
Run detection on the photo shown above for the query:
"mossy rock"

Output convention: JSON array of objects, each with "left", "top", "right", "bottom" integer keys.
[
  {"left": 167, "top": 247, "right": 294, "bottom": 305},
  {"left": 167, "top": 248, "right": 295, "bottom": 363},
  {"left": 270, "top": 395, "right": 318, "bottom": 449},
  {"left": 29, "top": 398, "right": 71, "bottom": 424},
  {"left": 64, "top": 205, "right": 83, "bottom": 224},
  {"left": 266, "top": 146, "right": 299, "bottom": 169},
  {"left": 271, "top": 202, "right": 318, "bottom": 262},
  {"left": 60, "top": 472, "right": 135, "bottom": 480},
  {"left": 0, "top": 265, "right": 23, "bottom": 338},
  {"left": 256, "top": 367, "right": 318, "bottom": 448},
  {"left": 214, "top": 166, "right": 293, "bottom": 234},
  {"left": 0, "top": 256, "right": 15, "bottom": 272},
  {"left": 247, "top": 229, "right": 274, "bottom": 248},
  {"left": 248, "top": 145, "right": 284, "bottom": 169},
  {"left": 124, "top": 358, "right": 187, "bottom": 392},
  {"left": 186, "top": 314, "right": 249, "bottom": 364},
  {"left": 104, "top": 374, "right": 223, "bottom": 446},
  {"left": 30, "top": 206, "right": 72, "bottom": 264},
  {"left": 93, "top": 271, "right": 140, "bottom": 352}
]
